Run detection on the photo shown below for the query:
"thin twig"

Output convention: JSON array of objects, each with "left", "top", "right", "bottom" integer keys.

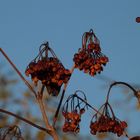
[
  {"left": 74, "top": 94, "right": 102, "bottom": 116},
  {"left": 37, "top": 97, "right": 51, "bottom": 130},
  {"left": 0, "top": 48, "right": 37, "bottom": 97},
  {"left": 53, "top": 65, "right": 75, "bottom": 127},
  {"left": 0, "top": 108, "right": 49, "bottom": 132},
  {"left": 37, "top": 97, "right": 59, "bottom": 140},
  {"left": 123, "top": 131, "right": 130, "bottom": 139},
  {"left": 106, "top": 81, "right": 137, "bottom": 102},
  {"left": 38, "top": 85, "right": 45, "bottom": 99},
  {"left": 37, "top": 85, "right": 51, "bottom": 129},
  {"left": 37, "top": 86, "right": 59, "bottom": 139}
]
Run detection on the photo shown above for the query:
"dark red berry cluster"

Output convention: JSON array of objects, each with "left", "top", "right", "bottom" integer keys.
[
  {"left": 90, "top": 115, "right": 127, "bottom": 137},
  {"left": 62, "top": 91, "right": 87, "bottom": 133},
  {"left": 73, "top": 29, "right": 109, "bottom": 76},
  {"left": 62, "top": 110, "right": 81, "bottom": 133},
  {"left": 90, "top": 103, "right": 127, "bottom": 137},
  {"left": 25, "top": 43, "right": 71, "bottom": 96}
]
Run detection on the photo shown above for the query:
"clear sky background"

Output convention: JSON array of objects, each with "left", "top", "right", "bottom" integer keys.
[{"left": 0, "top": 0, "right": 140, "bottom": 139}]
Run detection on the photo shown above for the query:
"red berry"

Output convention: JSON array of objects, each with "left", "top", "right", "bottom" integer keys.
[{"left": 136, "top": 17, "right": 140, "bottom": 23}]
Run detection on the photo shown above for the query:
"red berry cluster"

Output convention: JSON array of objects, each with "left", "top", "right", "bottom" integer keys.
[
  {"left": 73, "top": 29, "right": 109, "bottom": 76},
  {"left": 90, "top": 116, "right": 127, "bottom": 137},
  {"left": 90, "top": 103, "right": 127, "bottom": 137},
  {"left": 62, "top": 110, "right": 81, "bottom": 133},
  {"left": 62, "top": 91, "right": 87, "bottom": 133},
  {"left": 25, "top": 43, "right": 71, "bottom": 96}
]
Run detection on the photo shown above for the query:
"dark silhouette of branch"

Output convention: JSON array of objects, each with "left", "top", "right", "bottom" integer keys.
[
  {"left": 73, "top": 90, "right": 102, "bottom": 115},
  {"left": 106, "top": 81, "right": 137, "bottom": 102}
]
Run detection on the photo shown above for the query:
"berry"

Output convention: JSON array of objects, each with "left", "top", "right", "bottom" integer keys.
[{"left": 73, "top": 30, "right": 109, "bottom": 77}]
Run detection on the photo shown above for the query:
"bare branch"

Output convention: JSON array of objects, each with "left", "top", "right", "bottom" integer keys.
[
  {"left": 0, "top": 108, "right": 49, "bottom": 133},
  {"left": 106, "top": 81, "right": 137, "bottom": 102},
  {"left": 37, "top": 97, "right": 59, "bottom": 140},
  {"left": 0, "top": 48, "right": 37, "bottom": 97}
]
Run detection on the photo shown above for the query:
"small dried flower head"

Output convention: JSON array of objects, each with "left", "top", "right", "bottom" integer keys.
[{"left": 0, "top": 125, "right": 24, "bottom": 140}]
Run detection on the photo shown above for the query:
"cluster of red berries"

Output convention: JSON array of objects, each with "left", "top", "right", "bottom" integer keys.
[
  {"left": 90, "top": 115, "right": 127, "bottom": 137},
  {"left": 73, "top": 29, "right": 109, "bottom": 76},
  {"left": 90, "top": 103, "right": 127, "bottom": 137},
  {"left": 62, "top": 92, "right": 87, "bottom": 133},
  {"left": 25, "top": 43, "right": 71, "bottom": 96},
  {"left": 62, "top": 110, "right": 81, "bottom": 133}
]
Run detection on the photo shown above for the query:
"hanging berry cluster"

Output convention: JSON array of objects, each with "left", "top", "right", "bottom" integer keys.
[
  {"left": 73, "top": 29, "right": 108, "bottom": 76},
  {"left": 90, "top": 102, "right": 127, "bottom": 137},
  {"left": 62, "top": 91, "right": 87, "bottom": 133},
  {"left": 25, "top": 42, "right": 71, "bottom": 96}
]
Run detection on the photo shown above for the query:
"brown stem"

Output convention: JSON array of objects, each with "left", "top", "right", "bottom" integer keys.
[
  {"left": 37, "top": 85, "right": 51, "bottom": 129},
  {"left": 0, "top": 48, "right": 58, "bottom": 139},
  {"left": 50, "top": 130, "right": 59, "bottom": 140},
  {"left": 106, "top": 81, "right": 137, "bottom": 102},
  {"left": 37, "top": 97, "right": 51, "bottom": 130},
  {"left": 0, "top": 108, "right": 49, "bottom": 132},
  {"left": 38, "top": 85, "right": 45, "bottom": 99},
  {"left": 0, "top": 48, "right": 37, "bottom": 97},
  {"left": 105, "top": 102, "right": 115, "bottom": 118},
  {"left": 53, "top": 65, "right": 75, "bottom": 127},
  {"left": 37, "top": 97, "right": 59, "bottom": 140}
]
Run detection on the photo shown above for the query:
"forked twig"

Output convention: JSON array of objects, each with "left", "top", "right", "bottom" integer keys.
[{"left": 0, "top": 48, "right": 59, "bottom": 140}]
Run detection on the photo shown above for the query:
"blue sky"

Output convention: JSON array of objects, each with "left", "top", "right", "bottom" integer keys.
[{"left": 0, "top": 0, "right": 140, "bottom": 139}]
